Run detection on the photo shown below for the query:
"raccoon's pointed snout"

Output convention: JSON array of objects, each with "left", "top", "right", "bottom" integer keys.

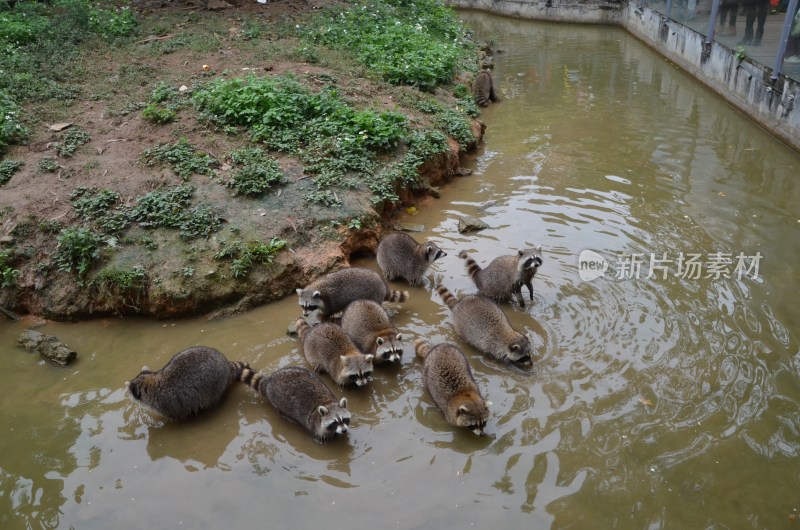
[{"left": 472, "top": 427, "right": 486, "bottom": 436}]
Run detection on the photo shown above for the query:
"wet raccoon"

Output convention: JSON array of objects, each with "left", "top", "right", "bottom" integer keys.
[
  {"left": 458, "top": 246, "right": 543, "bottom": 308},
  {"left": 415, "top": 339, "right": 490, "bottom": 436},
  {"left": 296, "top": 317, "right": 374, "bottom": 387},
  {"left": 341, "top": 299, "right": 403, "bottom": 365},
  {"left": 125, "top": 346, "right": 249, "bottom": 421},
  {"left": 376, "top": 231, "right": 447, "bottom": 287},
  {"left": 296, "top": 267, "right": 409, "bottom": 320},
  {"left": 473, "top": 70, "right": 498, "bottom": 107},
  {"left": 240, "top": 366, "right": 351, "bottom": 444},
  {"left": 436, "top": 285, "right": 533, "bottom": 369}
]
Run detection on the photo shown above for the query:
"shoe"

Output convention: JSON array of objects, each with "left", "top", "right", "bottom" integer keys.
[
  {"left": 784, "top": 55, "right": 800, "bottom": 64},
  {"left": 738, "top": 37, "right": 752, "bottom": 45},
  {"left": 751, "top": 38, "right": 762, "bottom": 46}
]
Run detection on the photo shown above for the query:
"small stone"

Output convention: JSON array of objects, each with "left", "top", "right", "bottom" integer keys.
[
  {"left": 393, "top": 223, "right": 425, "bottom": 233},
  {"left": 457, "top": 215, "right": 490, "bottom": 233},
  {"left": 17, "top": 330, "right": 77, "bottom": 366}
]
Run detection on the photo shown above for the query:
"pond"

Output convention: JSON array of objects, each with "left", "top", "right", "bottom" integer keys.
[{"left": 1, "top": 10, "right": 799, "bottom": 529}]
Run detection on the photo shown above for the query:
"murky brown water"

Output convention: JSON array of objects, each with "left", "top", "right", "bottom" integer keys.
[{"left": 2, "top": 12, "right": 800, "bottom": 529}]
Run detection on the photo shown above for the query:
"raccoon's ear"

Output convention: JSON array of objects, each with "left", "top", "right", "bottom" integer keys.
[
  {"left": 536, "top": 244, "right": 542, "bottom": 252},
  {"left": 340, "top": 355, "right": 348, "bottom": 364},
  {"left": 141, "top": 365, "right": 150, "bottom": 373},
  {"left": 339, "top": 397, "right": 348, "bottom": 408},
  {"left": 510, "top": 344, "right": 520, "bottom": 352},
  {"left": 318, "top": 405, "right": 329, "bottom": 415},
  {"left": 365, "top": 354, "right": 374, "bottom": 363},
  {"left": 485, "top": 401, "right": 493, "bottom": 407},
  {"left": 458, "top": 405, "right": 470, "bottom": 415},
  {"left": 312, "top": 290, "right": 322, "bottom": 299},
  {"left": 396, "top": 333, "right": 403, "bottom": 341},
  {"left": 376, "top": 337, "right": 385, "bottom": 346},
  {"left": 296, "top": 288, "right": 303, "bottom": 296}
]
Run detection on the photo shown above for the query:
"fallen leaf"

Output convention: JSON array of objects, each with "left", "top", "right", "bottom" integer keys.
[
  {"left": 638, "top": 397, "right": 653, "bottom": 407},
  {"left": 718, "top": 191, "right": 726, "bottom": 197}
]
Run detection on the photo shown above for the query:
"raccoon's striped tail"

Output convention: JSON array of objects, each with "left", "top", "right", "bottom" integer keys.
[
  {"left": 384, "top": 289, "right": 410, "bottom": 304},
  {"left": 238, "top": 366, "right": 269, "bottom": 396},
  {"left": 230, "top": 360, "right": 251, "bottom": 382},
  {"left": 435, "top": 285, "right": 458, "bottom": 310},
  {"left": 414, "top": 339, "right": 432, "bottom": 360},
  {"left": 295, "top": 317, "right": 311, "bottom": 341},
  {"left": 458, "top": 250, "right": 482, "bottom": 282}
]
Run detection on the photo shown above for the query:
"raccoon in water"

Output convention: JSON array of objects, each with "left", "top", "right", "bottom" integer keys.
[
  {"left": 296, "top": 267, "right": 409, "bottom": 320},
  {"left": 125, "top": 346, "right": 249, "bottom": 420},
  {"left": 376, "top": 231, "right": 446, "bottom": 286},
  {"left": 240, "top": 365, "right": 351, "bottom": 444},
  {"left": 415, "top": 339, "right": 490, "bottom": 436}
]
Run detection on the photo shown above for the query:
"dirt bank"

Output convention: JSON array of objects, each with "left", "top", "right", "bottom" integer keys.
[{"left": 0, "top": 0, "right": 484, "bottom": 321}]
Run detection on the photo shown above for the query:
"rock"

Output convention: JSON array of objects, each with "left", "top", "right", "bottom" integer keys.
[
  {"left": 17, "top": 330, "right": 78, "bottom": 366},
  {"left": 457, "top": 215, "right": 490, "bottom": 233},
  {"left": 393, "top": 223, "right": 425, "bottom": 233},
  {"left": 0, "top": 235, "right": 14, "bottom": 245}
]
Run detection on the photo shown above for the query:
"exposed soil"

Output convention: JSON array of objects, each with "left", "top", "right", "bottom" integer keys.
[{"left": 0, "top": 0, "right": 483, "bottom": 321}]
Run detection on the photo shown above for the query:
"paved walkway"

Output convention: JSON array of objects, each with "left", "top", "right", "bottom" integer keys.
[{"left": 649, "top": 2, "right": 800, "bottom": 81}]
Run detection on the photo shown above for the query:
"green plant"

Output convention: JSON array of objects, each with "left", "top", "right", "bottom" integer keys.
[
  {"left": 0, "top": 249, "right": 20, "bottom": 287},
  {"left": 735, "top": 46, "right": 747, "bottom": 61},
  {"left": 0, "top": 90, "right": 28, "bottom": 153},
  {"left": 304, "top": 189, "right": 340, "bottom": 206},
  {"left": 55, "top": 227, "right": 104, "bottom": 279},
  {"left": 306, "top": 0, "right": 473, "bottom": 90},
  {"left": 38, "top": 156, "right": 59, "bottom": 173},
  {"left": 227, "top": 147, "right": 285, "bottom": 196},
  {"left": 70, "top": 187, "right": 120, "bottom": 220},
  {"left": 141, "top": 103, "right": 177, "bottom": 124},
  {"left": 88, "top": 5, "right": 138, "bottom": 39},
  {"left": 38, "top": 219, "right": 63, "bottom": 234},
  {"left": 141, "top": 138, "right": 217, "bottom": 180},
  {"left": 56, "top": 128, "right": 91, "bottom": 157},
  {"left": 0, "top": 159, "right": 22, "bottom": 185},
  {"left": 93, "top": 266, "right": 146, "bottom": 292},
  {"left": 178, "top": 203, "right": 220, "bottom": 240},
  {"left": 214, "top": 237, "right": 286, "bottom": 278},
  {"left": 128, "top": 184, "right": 194, "bottom": 228}
]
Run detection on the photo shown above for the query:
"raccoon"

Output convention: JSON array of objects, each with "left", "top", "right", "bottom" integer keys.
[
  {"left": 415, "top": 339, "right": 490, "bottom": 436},
  {"left": 125, "top": 346, "right": 249, "bottom": 421},
  {"left": 340, "top": 299, "right": 403, "bottom": 365},
  {"left": 376, "top": 231, "right": 447, "bottom": 287},
  {"left": 296, "top": 317, "right": 374, "bottom": 387},
  {"left": 240, "top": 366, "right": 351, "bottom": 444},
  {"left": 473, "top": 69, "right": 498, "bottom": 107},
  {"left": 459, "top": 246, "right": 543, "bottom": 308},
  {"left": 296, "top": 267, "right": 409, "bottom": 320},
  {"left": 436, "top": 285, "right": 533, "bottom": 369}
]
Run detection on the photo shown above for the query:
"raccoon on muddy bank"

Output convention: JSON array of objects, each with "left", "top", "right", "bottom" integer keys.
[
  {"left": 341, "top": 299, "right": 403, "bottom": 365},
  {"left": 415, "top": 339, "right": 490, "bottom": 436},
  {"left": 240, "top": 366, "right": 351, "bottom": 444},
  {"left": 376, "top": 231, "right": 446, "bottom": 287},
  {"left": 125, "top": 346, "right": 249, "bottom": 421},
  {"left": 436, "top": 285, "right": 533, "bottom": 369},
  {"left": 296, "top": 317, "right": 374, "bottom": 387},
  {"left": 459, "top": 247, "right": 543, "bottom": 308},
  {"left": 473, "top": 69, "right": 498, "bottom": 107},
  {"left": 296, "top": 267, "right": 409, "bottom": 320}
]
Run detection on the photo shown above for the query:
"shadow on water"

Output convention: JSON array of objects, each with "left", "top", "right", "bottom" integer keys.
[{"left": 1, "top": 9, "right": 800, "bottom": 530}]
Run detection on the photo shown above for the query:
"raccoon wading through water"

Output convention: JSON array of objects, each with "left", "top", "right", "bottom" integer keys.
[
  {"left": 296, "top": 267, "right": 409, "bottom": 320},
  {"left": 239, "top": 366, "right": 351, "bottom": 444},
  {"left": 459, "top": 247, "right": 543, "bottom": 308},
  {"left": 296, "top": 317, "right": 374, "bottom": 387},
  {"left": 472, "top": 69, "right": 498, "bottom": 107},
  {"left": 376, "top": 231, "right": 447, "bottom": 287},
  {"left": 125, "top": 346, "right": 249, "bottom": 421},
  {"left": 436, "top": 285, "right": 533, "bottom": 369},
  {"left": 341, "top": 299, "right": 403, "bottom": 365},
  {"left": 415, "top": 339, "right": 490, "bottom": 436}
]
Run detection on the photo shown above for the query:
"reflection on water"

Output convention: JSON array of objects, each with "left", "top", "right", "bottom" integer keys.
[{"left": 2, "top": 11, "right": 800, "bottom": 530}]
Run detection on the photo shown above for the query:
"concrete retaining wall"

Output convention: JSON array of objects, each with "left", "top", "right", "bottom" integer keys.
[{"left": 447, "top": 0, "right": 800, "bottom": 152}]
